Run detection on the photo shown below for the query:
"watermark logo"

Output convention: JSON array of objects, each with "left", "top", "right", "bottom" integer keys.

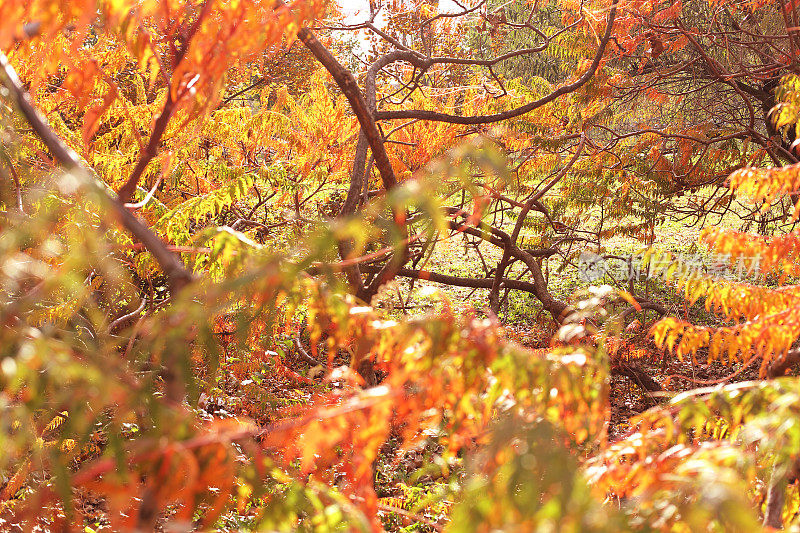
[
  {"left": 577, "top": 251, "right": 606, "bottom": 282},
  {"left": 576, "top": 251, "right": 761, "bottom": 282}
]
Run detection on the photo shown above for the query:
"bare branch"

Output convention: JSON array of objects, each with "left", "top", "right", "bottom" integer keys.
[{"left": 374, "top": 0, "right": 619, "bottom": 124}]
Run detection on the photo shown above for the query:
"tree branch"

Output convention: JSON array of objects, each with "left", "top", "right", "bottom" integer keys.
[
  {"left": 0, "top": 52, "right": 193, "bottom": 295},
  {"left": 374, "top": 0, "right": 618, "bottom": 124},
  {"left": 291, "top": 16, "right": 409, "bottom": 301},
  {"left": 295, "top": 26, "right": 398, "bottom": 191}
]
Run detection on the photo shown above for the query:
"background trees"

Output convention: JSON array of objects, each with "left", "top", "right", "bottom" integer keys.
[{"left": 3, "top": 0, "right": 800, "bottom": 530}]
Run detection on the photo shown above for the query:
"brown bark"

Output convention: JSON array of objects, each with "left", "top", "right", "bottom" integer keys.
[
  {"left": 0, "top": 52, "right": 194, "bottom": 296},
  {"left": 373, "top": 0, "right": 618, "bottom": 124}
]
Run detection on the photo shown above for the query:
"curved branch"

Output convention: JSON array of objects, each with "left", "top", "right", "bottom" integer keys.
[
  {"left": 486, "top": 137, "right": 584, "bottom": 311},
  {"left": 295, "top": 26, "right": 398, "bottom": 191},
  {"left": 108, "top": 298, "right": 148, "bottom": 334},
  {"left": 293, "top": 16, "right": 409, "bottom": 300},
  {"left": 374, "top": 0, "right": 619, "bottom": 124},
  {"left": 446, "top": 216, "right": 569, "bottom": 321}
]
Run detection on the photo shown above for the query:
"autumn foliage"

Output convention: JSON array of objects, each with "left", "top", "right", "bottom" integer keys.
[{"left": 4, "top": 0, "right": 800, "bottom": 530}]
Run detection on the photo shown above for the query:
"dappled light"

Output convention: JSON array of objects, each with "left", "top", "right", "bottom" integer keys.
[{"left": 3, "top": 0, "right": 800, "bottom": 530}]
